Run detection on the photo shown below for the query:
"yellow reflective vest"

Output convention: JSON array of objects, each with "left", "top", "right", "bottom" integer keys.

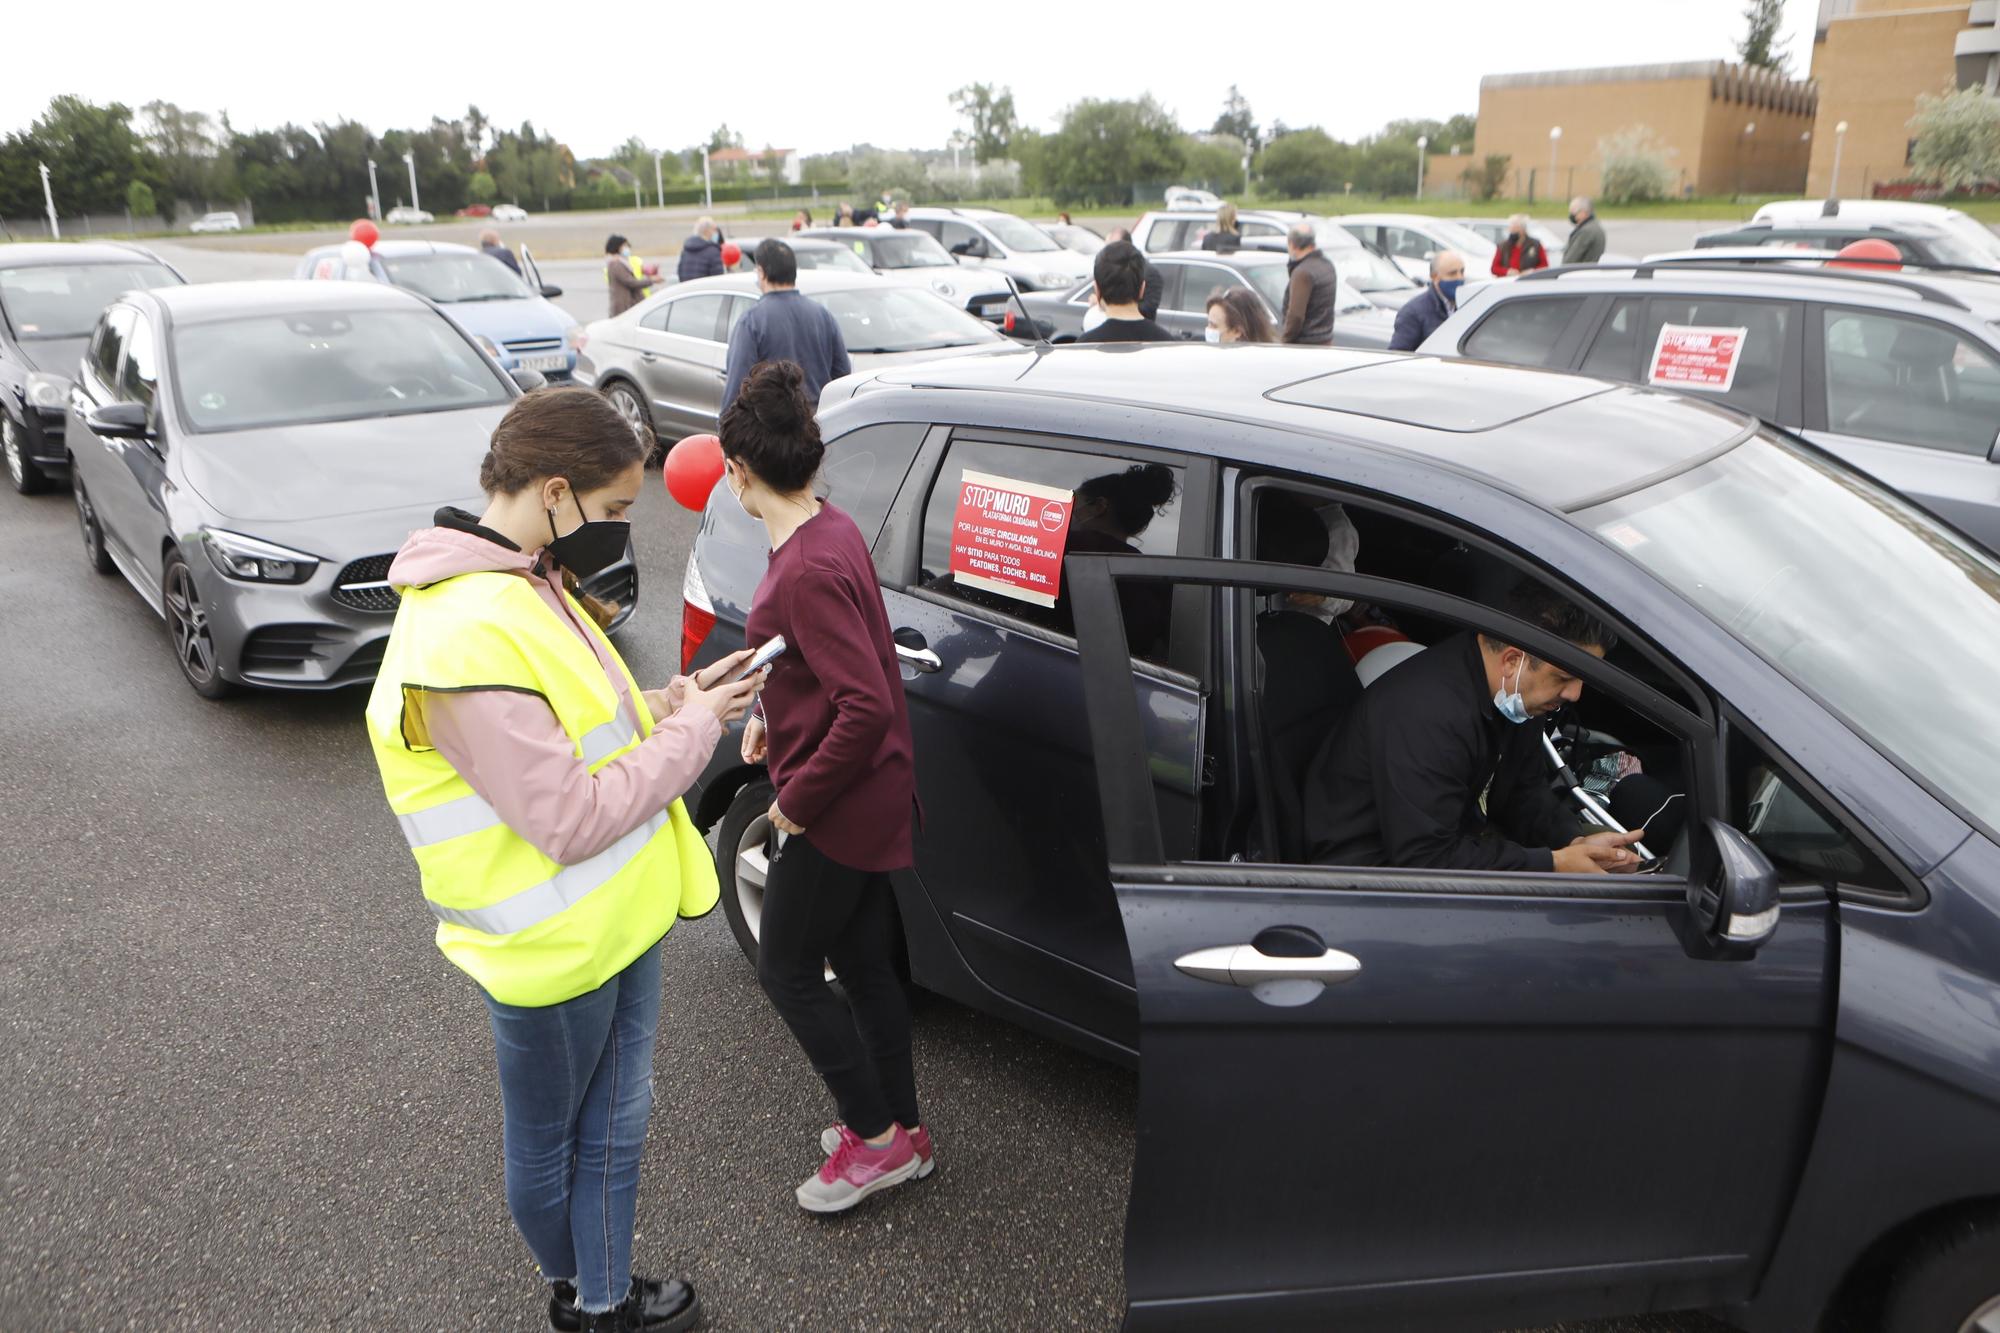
[{"left": 365, "top": 570, "right": 717, "bottom": 1006}]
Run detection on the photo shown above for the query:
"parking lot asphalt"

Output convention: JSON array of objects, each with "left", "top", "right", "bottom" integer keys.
[{"left": 0, "top": 246, "right": 1731, "bottom": 1331}]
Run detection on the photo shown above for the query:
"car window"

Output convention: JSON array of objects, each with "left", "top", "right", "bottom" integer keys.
[
  {"left": 1167, "top": 264, "right": 1239, "bottom": 315},
  {"left": 1383, "top": 227, "right": 1435, "bottom": 261},
  {"left": 1821, "top": 307, "right": 2000, "bottom": 455},
  {"left": 1729, "top": 728, "right": 1900, "bottom": 896},
  {"left": 87, "top": 306, "right": 133, "bottom": 389},
  {"left": 917, "top": 437, "right": 1187, "bottom": 663},
  {"left": 1240, "top": 221, "right": 1284, "bottom": 240},
  {"left": 821, "top": 422, "right": 927, "bottom": 548},
  {"left": 118, "top": 311, "right": 158, "bottom": 408},
  {"left": 1461, "top": 297, "right": 1585, "bottom": 367},
  {"left": 1145, "top": 219, "right": 1194, "bottom": 252},
  {"left": 0, "top": 262, "right": 179, "bottom": 340},
  {"left": 639, "top": 301, "right": 672, "bottom": 332},
  {"left": 1579, "top": 297, "right": 1644, "bottom": 380},
  {"left": 664, "top": 294, "right": 726, "bottom": 341},
  {"left": 1638, "top": 297, "right": 1789, "bottom": 419},
  {"left": 939, "top": 221, "right": 985, "bottom": 257}
]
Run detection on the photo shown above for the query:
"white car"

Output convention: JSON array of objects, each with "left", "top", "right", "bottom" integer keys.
[
  {"left": 189, "top": 212, "right": 242, "bottom": 234},
  {"left": 1163, "top": 186, "right": 1224, "bottom": 211},
  {"left": 901, "top": 207, "right": 1093, "bottom": 293},
  {"left": 492, "top": 204, "right": 529, "bottom": 223},
  {"left": 1333, "top": 214, "right": 1498, "bottom": 280},
  {"left": 385, "top": 206, "right": 435, "bottom": 225},
  {"left": 1129, "top": 208, "right": 1420, "bottom": 310},
  {"left": 1752, "top": 198, "right": 2000, "bottom": 267}
]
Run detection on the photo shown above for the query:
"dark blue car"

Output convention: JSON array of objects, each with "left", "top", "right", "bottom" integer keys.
[{"left": 678, "top": 343, "right": 2000, "bottom": 1333}]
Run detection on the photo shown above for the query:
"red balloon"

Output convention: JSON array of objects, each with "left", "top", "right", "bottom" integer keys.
[
  {"left": 349, "top": 219, "right": 380, "bottom": 249},
  {"left": 1829, "top": 238, "right": 1901, "bottom": 271},
  {"left": 720, "top": 242, "right": 743, "bottom": 268},
  {"left": 664, "top": 434, "right": 725, "bottom": 511}
]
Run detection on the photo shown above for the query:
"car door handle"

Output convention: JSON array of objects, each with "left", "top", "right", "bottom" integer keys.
[
  {"left": 894, "top": 644, "right": 942, "bottom": 672},
  {"left": 1174, "top": 944, "right": 1362, "bottom": 986},
  {"left": 641, "top": 352, "right": 660, "bottom": 363}
]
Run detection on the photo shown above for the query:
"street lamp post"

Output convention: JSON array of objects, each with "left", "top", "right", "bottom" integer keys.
[
  {"left": 653, "top": 151, "right": 664, "bottom": 209},
  {"left": 404, "top": 153, "right": 420, "bottom": 217},
  {"left": 950, "top": 131, "right": 967, "bottom": 174},
  {"left": 1547, "top": 126, "right": 1561, "bottom": 206},
  {"left": 366, "top": 158, "right": 381, "bottom": 221},
  {"left": 1831, "top": 120, "right": 1849, "bottom": 199},
  {"left": 38, "top": 161, "right": 58, "bottom": 239},
  {"left": 1415, "top": 134, "right": 1427, "bottom": 198},
  {"left": 1738, "top": 121, "right": 1756, "bottom": 199},
  {"left": 701, "top": 147, "right": 712, "bottom": 210}
]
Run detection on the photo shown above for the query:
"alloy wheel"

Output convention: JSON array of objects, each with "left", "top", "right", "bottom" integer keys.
[
  {"left": 610, "top": 384, "right": 653, "bottom": 445},
  {"left": 1962, "top": 1295, "right": 2000, "bottom": 1333},
  {"left": 164, "top": 561, "right": 219, "bottom": 685},
  {"left": 732, "top": 811, "right": 834, "bottom": 981}
]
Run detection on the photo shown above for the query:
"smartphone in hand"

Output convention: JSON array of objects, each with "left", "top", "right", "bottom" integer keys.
[{"left": 726, "top": 635, "right": 787, "bottom": 684}]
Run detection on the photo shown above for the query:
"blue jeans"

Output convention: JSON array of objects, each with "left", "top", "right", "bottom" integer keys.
[{"left": 485, "top": 942, "right": 661, "bottom": 1313}]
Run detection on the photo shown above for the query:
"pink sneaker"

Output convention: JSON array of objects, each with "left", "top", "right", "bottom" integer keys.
[
  {"left": 796, "top": 1125, "right": 919, "bottom": 1213},
  {"left": 821, "top": 1122, "right": 935, "bottom": 1179}
]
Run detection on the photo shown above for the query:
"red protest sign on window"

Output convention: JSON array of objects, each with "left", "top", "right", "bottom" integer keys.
[
  {"left": 1647, "top": 323, "right": 1748, "bottom": 392},
  {"left": 948, "top": 469, "right": 1073, "bottom": 608}
]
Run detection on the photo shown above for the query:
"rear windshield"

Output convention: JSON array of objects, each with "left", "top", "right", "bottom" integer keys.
[
  {"left": 0, "top": 262, "right": 181, "bottom": 339},
  {"left": 172, "top": 308, "right": 511, "bottom": 430},
  {"left": 865, "top": 232, "right": 956, "bottom": 269},
  {"left": 380, "top": 253, "right": 532, "bottom": 304},
  {"left": 810, "top": 287, "right": 1002, "bottom": 355}
]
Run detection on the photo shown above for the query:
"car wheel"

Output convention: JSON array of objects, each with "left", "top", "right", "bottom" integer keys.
[
  {"left": 4, "top": 412, "right": 49, "bottom": 495},
  {"left": 162, "top": 549, "right": 235, "bottom": 700},
  {"left": 605, "top": 381, "right": 657, "bottom": 460},
  {"left": 714, "top": 777, "right": 838, "bottom": 983},
  {"left": 74, "top": 474, "right": 114, "bottom": 575},
  {"left": 1879, "top": 1214, "right": 2000, "bottom": 1333}
]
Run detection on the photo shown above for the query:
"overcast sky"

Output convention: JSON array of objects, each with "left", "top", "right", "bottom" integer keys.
[{"left": 3, "top": 0, "right": 1821, "bottom": 160}]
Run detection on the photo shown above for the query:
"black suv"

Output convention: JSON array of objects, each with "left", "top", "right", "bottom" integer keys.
[
  {"left": 0, "top": 242, "right": 183, "bottom": 493},
  {"left": 675, "top": 342, "right": 2000, "bottom": 1332}
]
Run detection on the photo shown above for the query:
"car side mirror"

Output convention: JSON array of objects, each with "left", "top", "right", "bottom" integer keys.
[
  {"left": 1690, "top": 820, "right": 1780, "bottom": 954},
  {"left": 86, "top": 401, "right": 151, "bottom": 440},
  {"left": 510, "top": 367, "right": 548, "bottom": 392},
  {"left": 539, "top": 283, "right": 562, "bottom": 298},
  {"left": 1988, "top": 427, "right": 2000, "bottom": 464}
]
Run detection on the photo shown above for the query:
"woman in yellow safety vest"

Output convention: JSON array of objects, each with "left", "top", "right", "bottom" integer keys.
[{"left": 366, "top": 387, "right": 762, "bottom": 1333}]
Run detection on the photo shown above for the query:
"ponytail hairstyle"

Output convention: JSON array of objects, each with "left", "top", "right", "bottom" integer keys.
[
  {"left": 718, "top": 360, "right": 824, "bottom": 493},
  {"left": 479, "top": 387, "right": 646, "bottom": 628}
]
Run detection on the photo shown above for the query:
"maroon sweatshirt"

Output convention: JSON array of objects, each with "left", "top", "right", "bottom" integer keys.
[{"left": 745, "top": 503, "right": 916, "bottom": 872}]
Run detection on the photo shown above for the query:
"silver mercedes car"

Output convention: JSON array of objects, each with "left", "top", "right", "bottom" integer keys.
[
  {"left": 573, "top": 270, "right": 1024, "bottom": 447},
  {"left": 64, "top": 280, "right": 638, "bottom": 698}
]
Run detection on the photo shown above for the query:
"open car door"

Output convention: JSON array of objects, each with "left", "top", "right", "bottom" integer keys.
[
  {"left": 518, "top": 244, "right": 560, "bottom": 299},
  {"left": 1065, "top": 553, "right": 1833, "bottom": 1333}
]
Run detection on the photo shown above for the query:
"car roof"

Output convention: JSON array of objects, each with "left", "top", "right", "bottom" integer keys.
[
  {"left": 1487, "top": 260, "right": 2000, "bottom": 315},
  {"left": 860, "top": 345, "right": 1751, "bottom": 511},
  {"left": 139, "top": 279, "right": 431, "bottom": 324},
  {"left": 738, "top": 235, "right": 849, "bottom": 252},
  {"left": 0, "top": 241, "right": 171, "bottom": 269},
  {"left": 795, "top": 229, "right": 919, "bottom": 246},
  {"left": 653, "top": 270, "right": 891, "bottom": 297},
  {"left": 1704, "top": 218, "right": 1948, "bottom": 238},
  {"left": 352, "top": 240, "right": 479, "bottom": 257},
  {"left": 1153, "top": 248, "right": 1289, "bottom": 267}
]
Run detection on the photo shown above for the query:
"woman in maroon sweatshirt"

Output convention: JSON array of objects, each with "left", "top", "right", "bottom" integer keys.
[{"left": 722, "top": 360, "right": 929, "bottom": 1214}]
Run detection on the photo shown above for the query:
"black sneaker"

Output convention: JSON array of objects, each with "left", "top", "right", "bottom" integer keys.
[{"left": 550, "top": 1276, "right": 701, "bottom": 1333}]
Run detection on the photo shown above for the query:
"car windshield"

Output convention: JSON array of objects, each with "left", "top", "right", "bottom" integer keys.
[
  {"left": 809, "top": 287, "right": 1003, "bottom": 354},
  {"left": 1908, "top": 226, "right": 1996, "bottom": 269},
  {"left": 794, "top": 246, "right": 875, "bottom": 274},
  {"left": 1935, "top": 216, "right": 2000, "bottom": 266},
  {"left": 1053, "top": 226, "right": 1105, "bottom": 256},
  {"left": 1312, "top": 223, "right": 1418, "bottom": 292},
  {"left": 380, "top": 253, "right": 532, "bottom": 303},
  {"left": 0, "top": 262, "right": 180, "bottom": 339},
  {"left": 1244, "top": 263, "right": 1371, "bottom": 315},
  {"left": 172, "top": 308, "right": 511, "bottom": 431},
  {"left": 1429, "top": 220, "right": 1501, "bottom": 255},
  {"left": 866, "top": 232, "right": 956, "bottom": 269},
  {"left": 1582, "top": 430, "right": 2000, "bottom": 837},
  {"left": 979, "top": 215, "right": 1060, "bottom": 253}
]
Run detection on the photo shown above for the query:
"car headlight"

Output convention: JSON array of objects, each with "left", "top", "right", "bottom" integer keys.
[
  {"left": 1041, "top": 273, "right": 1075, "bottom": 290},
  {"left": 566, "top": 325, "right": 588, "bottom": 352},
  {"left": 929, "top": 278, "right": 958, "bottom": 299},
  {"left": 475, "top": 335, "right": 502, "bottom": 359},
  {"left": 25, "top": 372, "right": 69, "bottom": 410},
  {"left": 201, "top": 528, "right": 320, "bottom": 584}
]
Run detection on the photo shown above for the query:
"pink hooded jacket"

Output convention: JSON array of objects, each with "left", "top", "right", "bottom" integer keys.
[{"left": 387, "top": 513, "right": 720, "bottom": 867}]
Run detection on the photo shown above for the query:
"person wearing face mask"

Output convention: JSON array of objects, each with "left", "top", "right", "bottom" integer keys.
[
  {"left": 365, "top": 388, "right": 764, "bottom": 1333},
  {"left": 1301, "top": 578, "right": 1646, "bottom": 874},
  {"left": 1204, "top": 288, "right": 1276, "bottom": 344},
  {"left": 1565, "top": 196, "right": 1606, "bottom": 266},
  {"left": 604, "top": 234, "right": 656, "bottom": 318},
  {"left": 722, "top": 361, "right": 930, "bottom": 1214},
  {"left": 1389, "top": 250, "right": 1466, "bottom": 352},
  {"left": 1490, "top": 213, "right": 1549, "bottom": 277}
]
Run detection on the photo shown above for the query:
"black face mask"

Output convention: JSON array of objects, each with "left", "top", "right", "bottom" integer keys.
[{"left": 545, "top": 492, "right": 629, "bottom": 579}]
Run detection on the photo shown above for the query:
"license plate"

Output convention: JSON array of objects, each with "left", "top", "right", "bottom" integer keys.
[{"left": 518, "top": 353, "right": 569, "bottom": 372}]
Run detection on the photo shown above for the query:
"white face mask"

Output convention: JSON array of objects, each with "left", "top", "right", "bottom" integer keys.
[
  {"left": 726, "top": 464, "right": 755, "bottom": 518},
  {"left": 1203, "top": 325, "right": 1222, "bottom": 344},
  {"left": 1493, "top": 654, "right": 1531, "bottom": 724}
]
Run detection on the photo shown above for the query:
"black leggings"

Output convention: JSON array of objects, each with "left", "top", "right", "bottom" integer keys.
[{"left": 756, "top": 833, "right": 919, "bottom": 1140}]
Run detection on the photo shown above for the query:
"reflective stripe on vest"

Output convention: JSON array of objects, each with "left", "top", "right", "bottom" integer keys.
[
  {"left": 395, "top": 717, "right": 639, "bottom": 849},
  {"left": 429, "top": 809, "right": 670, "bottom": 934}
]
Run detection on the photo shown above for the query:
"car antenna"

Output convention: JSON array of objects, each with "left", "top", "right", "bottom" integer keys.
[{"left": 1003, "top": 286, "right": 1052, "bottom": 352}]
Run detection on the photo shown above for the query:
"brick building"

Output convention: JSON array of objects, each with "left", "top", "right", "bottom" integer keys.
[
  {"left": 1475, "top": 61, "right": 1818, "bottom": 201},
  {"left": 1805, "top": 0, "right": 2000, "bottom": 198}
]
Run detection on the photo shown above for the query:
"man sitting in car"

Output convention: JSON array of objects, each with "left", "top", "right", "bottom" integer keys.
[{"left": 1302, "top": 581, "right": 1646, "bottom": 874}]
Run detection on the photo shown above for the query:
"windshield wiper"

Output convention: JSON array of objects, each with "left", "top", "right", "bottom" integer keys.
[{"left": 450, "top": 293, "right": 524, "bottom": 303}]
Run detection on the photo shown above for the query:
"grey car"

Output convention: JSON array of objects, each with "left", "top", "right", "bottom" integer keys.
[
  {"left": 64, "top": 280, "right": 637, "bottom": 698},
  {"left": 572, "top": 270, "right": 1025, "bottom": 447},
  {"left": 1017, "top": 248, "right": 1398, "bottom": 348},
  {"left": 796, "top": 227, "right": 1017, "bottom": 321},
  {"left": 1418, "top": 258, "right": 2000, "bottom": 549}
]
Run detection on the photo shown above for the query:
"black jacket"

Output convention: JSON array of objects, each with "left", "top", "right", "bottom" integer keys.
[
  {"left": 677, "top": 233, "right": 725, "bottom": 282},
  {"left": 1303, "top": 633, "right": 1580, "bottom": 870},
  {"left": 1280, "top": 249, "right": 1339, "bottom": 345},
  {"left": 482, "top": 242, "right": 522, "bottom": 275},
  {"left": 1389, "top": 284, "right": 1454, "bottom": 352},
  {"left": 1139, "top": 257, "right": 1164, "bottom": 321}
]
